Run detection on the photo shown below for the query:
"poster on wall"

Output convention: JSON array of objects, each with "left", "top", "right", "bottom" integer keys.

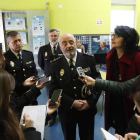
[
  {"left": 5, "top": 17, "right": 26, "bottom": 30},
  {"left": 33, "top": 36, "right": 45, "bottom": 54},
  {"left": 19, "top": 32, "right": 27, "bottom": 44},
  {"left": 32, "top": 16, "right": 45, "bottom": 36}
]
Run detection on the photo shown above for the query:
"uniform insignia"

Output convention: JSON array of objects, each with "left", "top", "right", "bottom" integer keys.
[
  {"left": 26, "top": 61, "right": 33, "bottom": 64},
  {"left": 60, "top": 69, "right": 64, "bottom": 76},
  {"left": 10, "top": 61, "right": 14, "bottom": 67},
  {"left": 50, "top": 57, "right": 61, "bottom": 63},
  {"left": 45, "top": 52, "right": 47, "bottom": 57}
]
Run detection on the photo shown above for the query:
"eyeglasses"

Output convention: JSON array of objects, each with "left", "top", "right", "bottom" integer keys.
[{"left": 111, "top": 34, "right": 120, "bottom": 39}]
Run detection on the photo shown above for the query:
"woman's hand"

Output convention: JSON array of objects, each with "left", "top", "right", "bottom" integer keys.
[
  {"left": 20, "top": 113, "right": 34, "bottom": 130},
  {"left": 115, "top": 134, "right": 124, "bottom": 140},
  {"left": 79, "top": 75, "right": 95, "bottom": 86},
  {"left": 36, "top": 81, "right": 49, "bottom": 90},
  {"left": 124, "top": 133, "right": 138, "bottom": 140},
  {"left": 23, "top": 76, "right": 38, "bottom": 87},
  {"left": 46, "top": 97, "right": 61, "bottom": 115}
]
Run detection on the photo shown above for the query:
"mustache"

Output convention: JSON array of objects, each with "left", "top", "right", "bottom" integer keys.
[{"left": 66, "top": 47, "right": 73, "bottom": 51}]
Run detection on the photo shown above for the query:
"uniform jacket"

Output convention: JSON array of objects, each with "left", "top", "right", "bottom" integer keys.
[
  {"left": 105, "top": 48, "right": 140, "bottom": 130},
  {"left": 4, "top": 49, "right": 38, "bottom": 95},
  {"left": 49, "top": 52, "right": 101, "bottom": 123},
  {"left": 38, "top": 43, "right": 62, "bottom": 77}
]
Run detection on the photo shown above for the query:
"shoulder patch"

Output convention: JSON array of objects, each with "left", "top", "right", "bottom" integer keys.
[{"left": 50, "top": 57, "right": 61, "bottom": 63}]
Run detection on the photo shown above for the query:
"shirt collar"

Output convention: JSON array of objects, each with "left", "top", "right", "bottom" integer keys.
[
  {"left": 50, "top": 43, "right": 58, "bottom": 49},
  {"left": 11, "top": 49, "right": 22, "bottom": 58}
]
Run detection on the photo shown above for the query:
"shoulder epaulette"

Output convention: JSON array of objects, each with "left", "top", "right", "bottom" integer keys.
[
  {"left": 83, "top": 53, "right": 94, "bottom": 57},
  {"left": 50, "top": 57, "right": 61, "bottom": 63}
]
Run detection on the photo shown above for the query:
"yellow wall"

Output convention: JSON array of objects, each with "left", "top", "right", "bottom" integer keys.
[
  {"left": 135, "top": 0, "right": 140, "bottom": 40},
  {"left": 0, "top": 0, "right": 111, "bottom": 35}
]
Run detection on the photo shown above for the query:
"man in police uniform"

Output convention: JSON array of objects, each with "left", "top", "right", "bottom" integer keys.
[
  {"left": 4, "top": 31, "right": 38, "bottom": 97},
  {"left": 49, "top": 33, "right": 101, "bottom": 140},
  {"left": 38, "top": 29, "right": 62, "bottom": 126}
]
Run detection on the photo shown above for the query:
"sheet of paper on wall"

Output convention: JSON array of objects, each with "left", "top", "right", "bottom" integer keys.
[
  {"left": 101, "top": 128, "right": 118, "bottom": 140},
  {"left": 19, "top": 32, "right": 27, "bottom": 44},
  {"left": 20, "top": 105, "right": 47, "bottom": 140}
]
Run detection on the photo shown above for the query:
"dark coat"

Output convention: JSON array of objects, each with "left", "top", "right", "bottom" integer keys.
[
  {"left": 38, "top": 43, "right": 62, "bottom": 77},
  {"left": 4, "top": 49, "right": 38, "bottom": 95},
  {"left": 49, "top": 52, "right": 101, "bottom": 123},
  {"left": 10, "top": 85, "right": 41, "bottom": 111},
  {"left": 105, "top": 48, "right": 140, "bottom": 130},
  {"left": 126, "top": 114, "right": 140, "bottom": 135}
]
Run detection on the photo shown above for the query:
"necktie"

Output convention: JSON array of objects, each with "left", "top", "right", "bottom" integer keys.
[
  {"left": 18, "top": 53, "right": 22, "bottom": 63},
  {"left": 69, "top": 59, "right": 75, "bottom": 71},
  {"left": 53, "top": 46, "right": 56, "bottom": 54}
]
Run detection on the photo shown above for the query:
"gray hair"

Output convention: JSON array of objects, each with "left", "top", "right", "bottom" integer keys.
[{"left": 6, "top": 31, "right": 20, "bottom": 42}]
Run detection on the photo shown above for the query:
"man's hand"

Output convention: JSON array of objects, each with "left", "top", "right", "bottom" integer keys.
[
  {"left": 124, "top": 133, "right": 138, "bottom": 140},
  {"left": 73, "top": 100, "right": 84, "bottom": 109},
  {"left": 46, "top": 97, "right": 61, "bottom": 115},
  {"left": 135, "top": 113, "right": 140, "bottom": 124},
  {"left": 115, "top": 134, "right": 124, "bottom": 140},
  {"left": 77, "top": 100, "right": 90, "bottom": 111},
  {"left": 79, "top": 75, "right": 95, "bottom": 86},
  {"left": 23, "top": 76, "right": 38, "bottom": 87}
]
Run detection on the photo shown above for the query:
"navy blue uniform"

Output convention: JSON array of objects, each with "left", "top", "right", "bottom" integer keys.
[
  {"left": 38, "top": 43, "right": 62, "bottom": 77},
  {"left": 49, "top": 52, "right": 101, "bottom": 140},
  {"left": 4, "top": 49, "right": 38, "bottom": 96}
]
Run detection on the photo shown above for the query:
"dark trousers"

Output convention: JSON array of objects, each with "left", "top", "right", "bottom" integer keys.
[{"left": 61, "top": 117, "right": 95, "bottom": 140}]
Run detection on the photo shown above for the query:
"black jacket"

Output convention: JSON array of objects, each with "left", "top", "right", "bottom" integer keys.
[
  {"left": 38, "top": 43, "right": 62, "bottom": 77},
  {"left": 4, "top": 49, "right": 38, "bottom": 95},
  {"left": 126, "top": 114, "right": 140, "bottom": 135},
  {"left": 0, "top": 121, "right": 41, "bottom": 140},
  {"left": 10, "top": 85, "right": 41, "bottom": 110},
  {"left": 49, "top": 52, "right": 101, "bottom": 123}
]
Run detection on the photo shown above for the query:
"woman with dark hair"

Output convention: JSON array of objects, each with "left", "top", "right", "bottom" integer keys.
[
  {"left": 0, "top": 69, "right": 61, "bottom": 140},
  {"left": 104, "top": 26, "right": 140, "bottom": 136},
  {"left": 0, "top": 69, "right": 39, "bottom": 140}
]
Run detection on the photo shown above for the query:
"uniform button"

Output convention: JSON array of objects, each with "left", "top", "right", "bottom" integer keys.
[
  {"left": 71, "top": 68, "right": 73, "bottom": 70},
  {"left": 75, "top": 94, "right": 77, "bottom": 97},
  {"left": 60, "top": 78, "right": 62, "bottom": 80},
  {"left": 74, "top": 87, "right": 76, "bottom": 89},
  {"left": 13, "top": 70, "right": 15, "bottom": 72},
  {"left": 23, "top": 69, "right": 25, "bottom": 71},
  {"left": 73, "top": 79, "right": 75, "bottom": 81},
  {"left": 30, "top": 66, "right": 32, "bottom": 68},
  {"left": 24, "top": 74, "right": 26, "bottom": 77}
]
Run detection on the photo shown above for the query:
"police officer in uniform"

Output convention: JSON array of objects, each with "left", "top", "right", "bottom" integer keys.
[
  {"left": 38, "top": 29, "right": 62, "bottom": 126},
  {"left": 4, "top": 31, "right": 38, "bottom": 99},
  {"left": 49, "top": 33, "right": 101, "bottom": 140}
]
